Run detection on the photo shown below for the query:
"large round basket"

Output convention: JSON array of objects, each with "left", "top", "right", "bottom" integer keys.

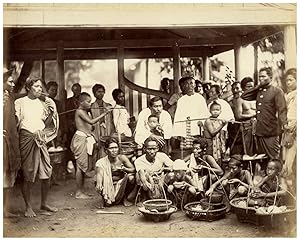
[
  {"left": 230, "top": 197, "right": 259, "bottom": 225},
  {"left": 138, "top": 205, "right": 177, "bottom": 222},
  {"left": 143, "top": 199, "right": 172, "bottom": 212},
  {"left": 184, "top": 201, "right": 227, "bottom": 222},
  {"left": 230, "top": 197, "right": 296, "bottom": 227}
]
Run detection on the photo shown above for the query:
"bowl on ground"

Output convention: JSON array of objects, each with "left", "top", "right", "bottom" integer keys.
[{"left": 143, "top": 199, "right": 172, "bottom": 212}]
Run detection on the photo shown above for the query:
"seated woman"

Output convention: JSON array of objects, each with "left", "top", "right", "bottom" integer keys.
[
  {"left": 250, "top": 159, "right": 288, "bottom": 206},
  {"left": 188, "top": 138, "right": 224, "bottom": 194},
  {"left": 165, "top": 159, "right": 198, "bottom": 207},
  {"left": 206, "top": 155, "right": 253, "bottom": 200},
  {"left": 95, "top": 138, "right": 136, "bottom": 208},
  {"left": 134, "top": 137, "right": 174, "bottom": 199}
]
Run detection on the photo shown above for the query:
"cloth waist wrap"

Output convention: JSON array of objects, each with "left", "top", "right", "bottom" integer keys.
[
  {"left": 74, "top": 130, "right": 96, "bottom": 155},
  {"left": 70, "top": 131, "right": 96, "bottom": 172},
  {"left": 19, "top": 129, "right": 52, "bottom": 182}
]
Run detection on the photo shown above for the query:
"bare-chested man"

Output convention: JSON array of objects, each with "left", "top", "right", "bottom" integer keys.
[
  {"left": 229, "top": 80, "right": 256, "bottom": 155},
  {"left": 71, "top": 92, "right": 112, "bottom": 199},
  {"left": 231, "top": 80, "right": 256, "bottom": 121}
]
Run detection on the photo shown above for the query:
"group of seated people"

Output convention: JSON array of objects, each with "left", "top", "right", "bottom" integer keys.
[
  {"left": 46, "top": 67, "right": 295, "bottom": 210},
  {"left": 94, "top": 136, "right": 289, "bottom": 209}
]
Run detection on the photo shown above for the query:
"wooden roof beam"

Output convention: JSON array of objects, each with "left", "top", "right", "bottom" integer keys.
[{"left": 10, "top": 37, "right": 234, "bottom": 51}]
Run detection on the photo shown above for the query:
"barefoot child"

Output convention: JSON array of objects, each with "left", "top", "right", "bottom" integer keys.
[
  {"left": 167, "top": 159, "right": 197, "bottom": 194},
  {"left": 71, "top": 92, "right": 112, "bottom": 199},
  {"left": 206, "top": 155, "right": 254, "bottom": 200},
  {"left": 203, "top": 101, "right": 227, "bottom": 165}
]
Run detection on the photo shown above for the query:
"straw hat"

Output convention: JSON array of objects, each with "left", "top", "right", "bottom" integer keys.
[{"left": 173, "top": 159, "right": 188, "bottom": 171}]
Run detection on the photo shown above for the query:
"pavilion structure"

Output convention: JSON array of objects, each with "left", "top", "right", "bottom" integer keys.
[{"left": 3, "top": 3, "right": 296, "bottom": 115}]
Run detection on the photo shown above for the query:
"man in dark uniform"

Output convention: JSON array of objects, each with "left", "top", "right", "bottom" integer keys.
[{"left": 241, "top": 67, "right": 288, "bottom": 167}]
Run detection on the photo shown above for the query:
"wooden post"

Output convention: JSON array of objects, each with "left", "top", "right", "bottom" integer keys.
[
  {"left": 145, "top": 59, "right": 150, "bottom": 106},
  {"left": 253, "top": 42, "right": 258, "bottom": 85},
  {"left": 117, "top": 46, "right": 125, "bottom": 93},
  {"left": 234, "top": 37, "right": 242, "bottom": 81},
  {"left": 203, "top": 56, "right": 210, "bottom": 81},
  {"left": 56, "top": 41, "right": 65, "bottom": 102},
  {"left": 173, "top": 42, "right": 181, "bottom": 93},
  {"left": 284, "top": 25, "right": 296, "bottom": 70}
]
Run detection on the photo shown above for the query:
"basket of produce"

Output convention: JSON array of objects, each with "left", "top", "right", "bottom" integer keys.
[
  {"left": 184, "top": 201, "right": 227, "bottom": 221},
  {"left": 138, "top": 205, "right": 177, "bottom": 222},
  {"left": 230, "top": 197, "right": 259, "bottom": 225},
  {"left": 143, "top": 199, "right": 172, "bottom": 212},
  {"left": 255, "top": 205, "right": 296, "bottom": 228},
  {"left": 230, "top": 197, "right": 296, "bottom": 227}
]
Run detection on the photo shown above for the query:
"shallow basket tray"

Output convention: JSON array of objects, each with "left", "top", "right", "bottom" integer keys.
[
  {"left": 184, "top": 201, "right": 227, "bottom": 222},
  {"left": 230, "top": 197, "right": 296, "bottom": 227},
  {"left": 143, "top": 199, "right": 172, "bottom": 212},
  {"left": 138, "top": 205, "right": 177, "bottom": 222}
]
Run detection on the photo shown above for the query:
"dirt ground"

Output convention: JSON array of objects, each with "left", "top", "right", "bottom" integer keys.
[{"left": 4, "top": 176, "right": 296, "bottom": 238}]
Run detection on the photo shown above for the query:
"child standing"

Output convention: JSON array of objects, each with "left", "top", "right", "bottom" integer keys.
[
  {"left": 203, "top": 101, "right": 227, "bottom": 165},
  {"left": 71, "top": 92, "right": 112, "bottom": 199}
]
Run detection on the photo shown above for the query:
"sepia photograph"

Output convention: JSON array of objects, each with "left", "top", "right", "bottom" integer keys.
[{"left": 2, "top": 2, "right": 297, "bottom": 238}]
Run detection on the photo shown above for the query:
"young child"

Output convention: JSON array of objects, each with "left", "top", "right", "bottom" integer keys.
[
  {"left": 71, "top": 92, "right": 112, "bottom": 199},
  {"left": 166, "top": 159, "right": 197, "bottom": 195},
  {"left": 251, "top": 159, "right": 288, "bottom": 206},
  {"left": 205, "top": 155, "right": 253, "bottom": 200},
  {"left": 188, "top": 138, "right": 224, "bottom": 194},
  {"left": 203, "top": 101, "right": 227, "bottom": 165},
  {"left": 147, "top": 114, "right": 165, "bottom": 150}
]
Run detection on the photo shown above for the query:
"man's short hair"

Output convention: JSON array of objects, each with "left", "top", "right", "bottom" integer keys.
[
  {"left": 144, "top": 136, "right": 159, "bottom": 147},
  {"left": 229, "top": 154, "right": 243, "bottom": 167},
  {"left": 92, "top": 84, "right": 105, "bottom": 95},
  {"left": 210, "top": 84, "right": 221, "bottom": 95},
  {"left": 79, "top": 92, "right": 91, "bottom": 102},
  {"left": 149, "top": 96, "right": 162, "bottom": 107},
  {"left": 240, "top": 77, "right": 254, "bottom": 91},
  {"left": 72, "top": 83, "right": 81, "bottom": 90},
  {"left": 193, "top": 138, "right": 208, "bottom": 149},
  {"left": 104, "top": 137, "right": 119, "bottom": 149},
  {"left": 231, "top": 81, "right": 240, "bottom": 89},
  {"left": 178, "top": 76, "right": 194, "bottom": 91},
  {"left": 46, "top": 81, "right": 58, "bottom": 91},
  {"left": 25, "top": 77, "right": 43, "bottom": 92},
  {"left": 112, "top": 88, "right": 123, "bottom": 101},
  {"left": 259, "top": 67, "right": 273, "bottom": 78}
]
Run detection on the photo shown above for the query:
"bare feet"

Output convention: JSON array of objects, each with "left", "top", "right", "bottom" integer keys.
[
  {"left": 24, "top": 207, "right": 36, "bottom": 218},
  {"left": 123, "top": 199, "right": 133, "bottom": 207},
  {"left": 4, "top": 211, "right": 20, "bottom": 218},
  {"left": 75, "top": 192, "right": 93, "bottom": 199},
  {"left": 40, "top": 204, "right": 58, "bottom": 212}
]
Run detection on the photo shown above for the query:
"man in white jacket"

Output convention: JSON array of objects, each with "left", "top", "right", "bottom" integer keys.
[
  {"left": 134, "top": 96, "right": 172, "bottom": 152},
  {"left": 173, "top": 77, "right": 210, "bottom": 148}
]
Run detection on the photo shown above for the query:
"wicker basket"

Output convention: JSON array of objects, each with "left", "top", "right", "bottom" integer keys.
[
  {"left": 143, "top": 199, "right": 172, "bottom": 212},
  {"left": 184, "top": 201, "right": 227, "bottom": 222},
  {"left": 230, "top": 197, "right": 259, "bottom": 225},
  {"left": 230, "top": 197, "right": 296, "bottom": 227},
  {"left": 138, "top": 205, "right": 177, "bottom": 222}
]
